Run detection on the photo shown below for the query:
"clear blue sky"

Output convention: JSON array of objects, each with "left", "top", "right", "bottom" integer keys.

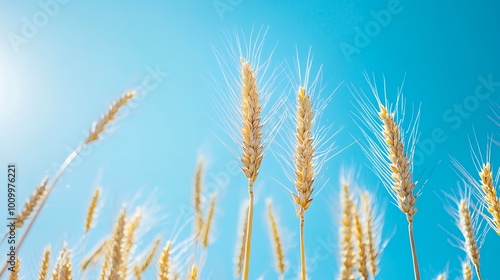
[{"left": 0, "top": 0, "right": 499, "bottom": 279}]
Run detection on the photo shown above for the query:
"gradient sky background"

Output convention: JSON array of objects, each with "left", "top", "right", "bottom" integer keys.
[{"left": 0, "top": 0, "right": 499, "bottom": 279}]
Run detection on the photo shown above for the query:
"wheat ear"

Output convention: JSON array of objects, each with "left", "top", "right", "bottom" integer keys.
[
  {"left": 109, "top": 208, "right": 127, "bottom": 280},
  {"left": 202, "top": 195, "right": 217, "bottom": 247},
  {"left": 291, "top": 86, "right": 316, "bottom": 280},
  {"left": 340, "top": 183, "right": 355, "bottom": 280},
  {"left": 379, "top": 104, "right": 420, "bottom": 279},
  {"left": 8, "top": 258, "right": 20, "bottom": 280},
  {"left": 362, "top": 193, "right": 379, "bottom": 278},
  {"left": 0, "top": 91, "right": 135, "bottom": 277},
  {"left": 188, "top": 264, "right": 198, "bottom": 280},
  {"left": 240, "top": 58, "right": 264, "bottom": 280},
  {"left": 479, "top": 163, "right": 500, "bottom": 234},
  {"left": 85, "top": 187, "right": 101, "bottom": 233},
  {"left": 194, "top": 158, "right": 204, "bottom": 242},
  {"left": 38, "top": 247, "right": 50, "bottom": 280},
  {"left": 134, "top": 238, "right": 161, "bottom": 278},
  {"left": 436, "top": 272, "right": 447, "bottom": 280},
  {"left": 462, "top": 261, "right": 472, "bottom": 280},
  {"left": 158, "top": 241, "right": 172, "bottom": 280},
  {"left": 15, "top": 177, "right": 47, "bottom": 228},
  {"left": 353, "top": 203, "right": 368, "bottom": 280},
  {"left": 53, "top": 245, "right": 72, "bottom": 280},
  {"left": 266, "top": 200, "right": 286, "bottom": 277},
  {"left": 458, "top": 199, "right": 482, "bottom": 280},
  {"left": 122, "top": 209, "right": 142, "bottom": 274},
  {"left": 235, "top": 202, "right": 249, "bottom": 278}
]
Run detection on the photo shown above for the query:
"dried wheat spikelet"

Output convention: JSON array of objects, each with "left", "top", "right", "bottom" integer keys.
[
  {"left": 8, "top": 258, "right": 20, "bottom": 280},
  {"left": 202, "top": 195, "right": 217, "bottom": 247},
  {"left": 85, "top": 90, "right": 135, "bottom": 144},
  {"left": 266, "top": 199, "right": 286, "bottom": 275},
  {"left": 458, "top": 199, "right": 482, "bottom": 280},
  {"left": 340, "top": 183, "right": 355, "bottom": 280},
  {"left": 134, "top": 238, "right": 161, "bottom": 278},
  {"left": 193, "top": 158, "right": 204, "bottom": 241},
  {"left": 479, "top": 162, "right": 500, "bottom": 234},
  {"left": 158, "top": 241, "right": 172, "bottom": 280},
  {"left": 353, "top": 203, "right": 368, "bottom": 280},
  {"left": 38, "top": 247, "right": 50, "bottom": 280},
  {"left": 85, "top": 187, "right": 101, "bottom": 233},
  {"left": 81, "top": 239, "right": 108, "bottom": 271},
  {"left": 16, "top": 177, "right": 48, "bottom": 228},
  {"left": 109, "top": 208, "right": 127, "bottom": 280},
  {"left": 462, "top": 261, "right": 472, "bottom": 280}
]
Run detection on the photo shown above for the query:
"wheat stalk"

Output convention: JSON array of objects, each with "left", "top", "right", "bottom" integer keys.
[
  {"left": 15, "top": 177, "right": 48, "bottom": 228},
  {"left": 340, "top": 183, "right": 355, "bottom": 280},
  {"left": 8, "top": 258, "right": 20, "bottom": 280},
  {"left": 194, "top": 158, "right": 204, "bottom": 242},
  {"left": 202, "top": 195, "right": 217, "bottom": 247},
  {"left": 158, "top": 241, "right": 172, "bottom": 280},
  {"left": 85, "top": 187, "right": 101, "bottom": 233},
  {"left": 478, "top": 163, "right": 500, "bottom": 234},
  {"left": 266, "top": 200, "right": 286, "bottom": 277},
  {"left": 235, "top": 202, "right": 249, "bottom": 278},
  {"left": 38, "top": 247, "right": 50, "bottom": 280},
  {"left": 378, "top": 104, "right": 420, "bottom": 279},
  {"left": 239, "top": 58, "right": 264, "bottom": 280},
  {"left": 0, "top": 91, "right": 136, "bottom": 277},
  {"left": 458, "top": 199, "right": 482, "bottom": 280}
]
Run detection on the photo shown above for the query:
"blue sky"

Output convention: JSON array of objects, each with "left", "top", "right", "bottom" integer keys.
[{"left": 0, "top": 0, "right": 499, "bottom": 279}]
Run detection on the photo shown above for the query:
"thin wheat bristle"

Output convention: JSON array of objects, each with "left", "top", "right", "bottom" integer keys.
[
  {"left": 202, "top": 195, "right": 217, "bottom": 247},
  {"left": 8, "top": 258, "right": 20, "bottom": 280},
  {"left": 353, "top": 204, "right": 368, "bottom": 280},
  {"left": 85, "top": 91, "right": 135, "bottom": 144},
  {"left": 85, "top": 187, "right": 101, "bottom": 233},
  {"left": 109, "top": 208, "right": 127, "bottom": 280},
  {"left": 292, "top": 86, "right": 316, "bottom": 218},
  {"left": 81, "top": 239, "right": 108, "bottom": 271},
  {"left": 135, "top": 238, "right": 161, "bottom": 278},
  {"left": 266, "top": 200, "right": 286, "bottom": 275},
  {"left": 240, "top": 59, "right": 264, "bottom": 185},
  {"left": 194, "top": 158, "right": 204, "bottom": 241},
  {"left": 340, "top": 183, "right": 355, "bottom": 280},
  {"left": 462, "top": 261, "right": 472, "bottom": 280},
  {"left": 235, "top": 203, "right": 249, "bottom": 278},
  {"left": 479, "top": 162, "right": 500, "bottom": 234},
  {"left": 379, "top": 104, "right": 417, "bottom": 221},
  {"left": 362, "top": 193, "right": 379, "bottom": 278},
  {"left": 158, "top": 241, "right": 172, "bottom": 280},
  {"left": 458, "top": 199, "right": 481, "bottom": 280},
  {"left": 38, "top": 247, "right": 50, "bottom": 280},
  {"left": 16, "top": 177, "right": 48, "bottom": 228}
]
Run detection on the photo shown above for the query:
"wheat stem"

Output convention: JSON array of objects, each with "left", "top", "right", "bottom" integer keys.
[{"left": 243, "top": 183, "right": 254, "bottom": 280}]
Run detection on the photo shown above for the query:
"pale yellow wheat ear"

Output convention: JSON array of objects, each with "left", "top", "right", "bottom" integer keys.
[
  {"left": 134, "top": 238, "right": 161, "bottom": 279},
  {"left": 235, "top": 202, "right": 249, "bottom": 278},
  {"left": 266, "top": 199, "right": 286, "bottom": 277},
  {"left": 158, "top": 241, "right": 172, "bottom": 280},
  {"left": 361, "top": 192, "right": 383, "bottom": 278},
  {"left": 462, "top": 261, "right": 472, "bottom": 280},
  {"left": 15, "top": 177, "right": 47, "bottom": 228},
  {"left": 8, "top": 258, "right": 20, "bottom": 280},
  {"left": 478, "top": 162, "right": 500, "bottom": 234},
  {"left": 187, "top": 264, "right": 198, "bottom": 280},
  {"left": 108, "top": 207, "right": 127, "bottom": 280},
  {"left": 85, "top": 187, "right": 101, "bottom": 233},
  {"left": 339, "top": 183, "right": 355, "bottom": 280},
  {"left": 435, "top": 271, "right": 447, "bottom": 280},
  {"left": 353, "top": 203, "right": 368, "bottom": 280},
  {"left": 458, "top": 199, "right": 482, "bottom": 280},
  {"left": 193, "top": 158, "right": 204, "bottom": 242},
  {"left": 85, "top": 90, "right": 135, "bottom": 144},
  {"left": 202, "top": 194, "right": 217, "bottom": 248},
  {"left": 123, "top": 208, "right": 143, "bottom": 273},
  {"left": 351, "top": 76, "right": 421, "bottom": 280},
  {"left": 38, "top": 246, "right": 50, "bottom": 280},
  {"left": 0, "top": 91, "right": 137, "bottom": 277},
  {"left": 53, "top": 245, "right": 72, "bottom": 280}
]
